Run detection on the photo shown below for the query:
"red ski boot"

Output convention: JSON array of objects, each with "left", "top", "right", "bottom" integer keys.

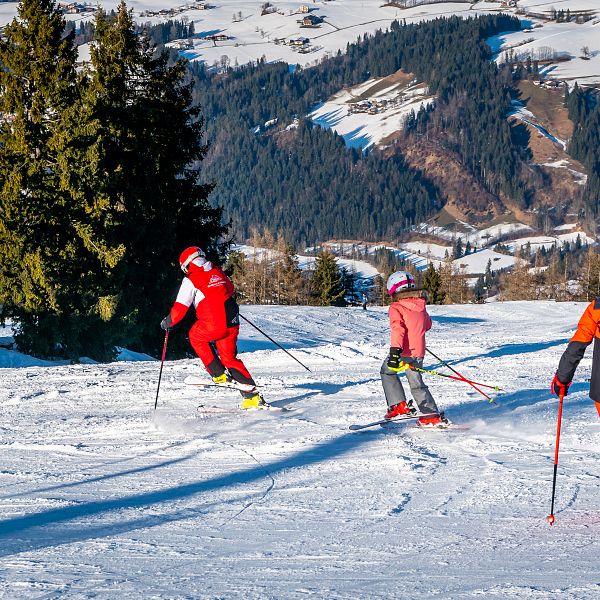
[
  {"left": 385, "top": 401, "right": 415, "bottom": 419},
  {"left": 417, "top": 413, "right": 450, "bottom": 429}
]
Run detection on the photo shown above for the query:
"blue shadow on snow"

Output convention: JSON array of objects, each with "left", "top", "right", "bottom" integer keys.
[{"left": 0, "top": 431, "right": 374, "bottom": 557}]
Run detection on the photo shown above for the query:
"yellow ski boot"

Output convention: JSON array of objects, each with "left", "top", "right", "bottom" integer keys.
[
  {"left": 240, "top": 393, "right": 269, "bottom": 410},
  {"left": 212, "top": 373, "right": 232, "bottom": 385}
]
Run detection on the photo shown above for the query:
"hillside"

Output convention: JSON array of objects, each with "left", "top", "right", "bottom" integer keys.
[{"left": 2, "top": 302, "right": 600, "bottom": 597}]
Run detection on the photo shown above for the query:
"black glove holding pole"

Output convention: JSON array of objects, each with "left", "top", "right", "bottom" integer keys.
[{"left": 387, "top": 347, "right": 406, "bottom": 372}]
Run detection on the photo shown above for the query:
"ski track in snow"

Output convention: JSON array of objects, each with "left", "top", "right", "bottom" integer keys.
[{"left": 1, "top": 302, "right": 600, "bottom": 598}]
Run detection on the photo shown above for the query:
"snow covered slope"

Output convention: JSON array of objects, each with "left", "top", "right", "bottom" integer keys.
[
  {"left": 310, "top": 75, "right": 433, "bottom": 150},
  {"left": 2, "top": 302, "right": 600, "bottom": 597}
]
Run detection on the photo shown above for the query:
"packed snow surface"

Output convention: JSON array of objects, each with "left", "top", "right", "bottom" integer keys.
[{"left": 2, "top": 302, "right": 600, "bottom": 597}]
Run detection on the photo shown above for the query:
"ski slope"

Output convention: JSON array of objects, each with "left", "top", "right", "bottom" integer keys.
[{"left": 1, "top": 302, "right": 600, "bottom": 597}]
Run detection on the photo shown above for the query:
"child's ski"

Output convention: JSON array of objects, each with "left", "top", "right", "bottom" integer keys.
[{"left": 349, "top": 412, "right": 436, "bottom": 431}]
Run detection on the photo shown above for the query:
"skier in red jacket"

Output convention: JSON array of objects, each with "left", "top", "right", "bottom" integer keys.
[{"left": 161, "top": 246, "right": 266, "bottom": 409}]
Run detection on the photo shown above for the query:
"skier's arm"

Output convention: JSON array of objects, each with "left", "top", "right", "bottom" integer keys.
[
  {"left": 556, "top": 301, "right": 599, "bottom": 385},
  {"left": 165, "top": 278, "right": 203, "bottom": 328},
  {"left": 424, "top": 309, "right": 432, "bottom": 333}
]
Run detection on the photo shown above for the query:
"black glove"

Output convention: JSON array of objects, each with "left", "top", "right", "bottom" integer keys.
[
  {"left": 387, "top": 347, "right": 406, "bottom": 372},
  {"left": 160, "top": 314, "right": 173, "bottom": 331}
]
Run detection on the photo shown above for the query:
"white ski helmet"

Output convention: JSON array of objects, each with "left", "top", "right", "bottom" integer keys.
[{"left": 386, "top": 271, "right": 416, "bottom": 296}]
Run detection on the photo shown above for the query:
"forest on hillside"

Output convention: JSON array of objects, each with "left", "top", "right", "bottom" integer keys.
[
  {"left": 191, "top": 14, "right": 526, "bottom": 245},
  {"left": 566, "top": 84, "right": 600, "bottom": 233}
]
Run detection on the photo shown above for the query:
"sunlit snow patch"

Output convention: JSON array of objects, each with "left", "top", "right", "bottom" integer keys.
[{"left": 309, "top": 75, "right": 434, "bottom": 151}]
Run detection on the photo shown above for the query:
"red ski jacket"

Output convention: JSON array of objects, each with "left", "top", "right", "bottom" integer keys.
[{"left": 168, "top": 261, "right": 239, "bottom": 333}]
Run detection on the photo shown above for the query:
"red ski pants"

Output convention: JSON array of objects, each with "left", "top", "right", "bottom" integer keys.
[{"left": 188, "top": 323, "right": 254, "bottom": 385}]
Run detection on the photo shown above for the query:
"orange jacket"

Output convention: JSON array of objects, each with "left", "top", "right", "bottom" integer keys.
[{"left": 556, "top": 299, "right": 600, "bottom": 404}]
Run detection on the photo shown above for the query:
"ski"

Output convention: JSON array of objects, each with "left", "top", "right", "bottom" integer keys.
[
  {"left": 349, "top": 412, "right": 436, "bottom": 431},
  {"left": 184, "top": 375, "right": 256, "bottom": 393},
  {"left": 184, "top": 376, "right": 294, "bottom": 412},
  {"left": 412, "top": 423, "right": 470, "bottom": 432},
  {"left": 196, "top": 404, "right": 239, "bottom": 415},
  {"left": 196, "top": 403, "right": 293, "bottom": 414}
]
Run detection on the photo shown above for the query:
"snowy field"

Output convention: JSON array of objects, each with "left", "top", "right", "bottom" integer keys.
[
  {"left": 2, "top": 302, "right": 600, "bottom": 598},
  {"left": 0, "top": 0, "right": 494, "bottom": 67},
  {"left": 310, "top": 77, "right": 433, "bottom": 150},
  {"left": 489, "top": 8, "right": 600, "bottom": 86},
  {"left": 235, "top": 243, "right": 380, "bottom": 279}
]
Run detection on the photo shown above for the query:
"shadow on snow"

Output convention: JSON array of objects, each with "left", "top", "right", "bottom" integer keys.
[{"left": 0, "top": 431, "right": 373, "bottom": 557}]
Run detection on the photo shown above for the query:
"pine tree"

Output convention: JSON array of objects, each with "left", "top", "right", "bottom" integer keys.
[
  {"left": 473, "top": 274, "right": 486, "bottom": 303},
  {"left": 422, "top": 262, "right": 444, "bottom": 304},
  {"left": 87, "top": 2, "right": 227, "bottom": 355},
  {"left": 310, "top": 251, "right": 346, "bottom": 306},
  {"left": 0, "top": 0, "right": 124, "bottom": 360}
]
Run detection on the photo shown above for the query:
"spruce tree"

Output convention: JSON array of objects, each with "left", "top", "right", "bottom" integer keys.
[
  {"left": 0, "top": 0, "right": 124, "bottom": 360},
  {"left": 422, "top": 262, "right": 444, "bottom": 304},
  {"left": 310, "top": 251, "right": 346, "bottom": 306},
  {"left": 88, "top": 2, "right": 227, "bottom": 355}
]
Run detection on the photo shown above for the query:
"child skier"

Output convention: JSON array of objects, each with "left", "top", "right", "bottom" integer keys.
[
  {"left": 160, "top": 246, "right": 266, "bottom": 410},
  {"left": 551, "top": 299, "right": 600, "bottom": 418},
  {"left": 381, "top": 271, "right": 449, "bottom": 428}
]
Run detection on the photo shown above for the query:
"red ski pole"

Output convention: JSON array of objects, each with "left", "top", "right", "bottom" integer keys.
[
  {"left": 426, "top": 347, "right": 496, "bottom": 404},
  {"left": 547, "top": 389, "right": 566, "bottom": 525},
  {"left": 154, "top": 330, "right": 169, "bottom": 410}
]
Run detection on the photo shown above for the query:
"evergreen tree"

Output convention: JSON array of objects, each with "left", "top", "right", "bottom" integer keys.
[
  {"left": 87, "top": 2, "right": 227, "bottom": 355},
  {"left": 0, "top": 0, "right": 124, "bottom": 360},
  {"left": 453, "top": 238, "right": 463, "bottom": 259},
  {"left": 474, "top": 274, "right": 489, "bottom": 303},
  {"left": 422, "top": 262, "right": 444, "bottom": 304},
  {"left": 310, "top": 251, "right": 346, "bottom": 306},
  {"left": 339, "top": 266, "right": 357, "bottom": 305}
]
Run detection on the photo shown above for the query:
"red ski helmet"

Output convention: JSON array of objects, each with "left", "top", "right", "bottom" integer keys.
[{"left": 179, "top": 246, "right": 206, "bottom": 274}]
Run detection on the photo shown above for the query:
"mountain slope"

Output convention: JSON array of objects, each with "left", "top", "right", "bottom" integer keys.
[{"left": 1, "top": 302, "right": 600, "bottom": 597}]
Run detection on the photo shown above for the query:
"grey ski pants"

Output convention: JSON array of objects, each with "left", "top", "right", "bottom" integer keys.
[{"left": 380, "top": 355, "right": 439, "bottom": 414}]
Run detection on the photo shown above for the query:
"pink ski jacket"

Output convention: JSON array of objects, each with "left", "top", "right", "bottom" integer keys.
[{"left": 389, "top": 292, "right": 432, "bottom": 358}]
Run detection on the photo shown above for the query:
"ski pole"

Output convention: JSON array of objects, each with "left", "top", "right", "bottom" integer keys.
[
  {"left": 239, "top": 313, "right": 311, "bottom": 372},
  {"left": 407, "top": 364, "right": 503, "bottom": 391},
  {"left": 547, "top": 389, "right": 566, "bottom": 526},
  {"left": 426, "top": 347, "right": 496, "bottom": 404},
  {"left": 154, "top": 330, "right": 169, "bottom": 410}
]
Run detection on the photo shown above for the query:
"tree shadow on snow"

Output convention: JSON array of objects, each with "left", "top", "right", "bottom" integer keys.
[
  {"left": 0, "top": 431, "right": 373, "bottom": 557},
  {"left": 0, "top": 450, "right": 196, "bottom": 501},
  {"left": 447, "top": 381, "right": 591, "bottom": 424},
  {"left": 428, "top": 338, "right": 570, "bottom": 372},
  {"left": 431, "top": 316, "right": 485, "bottom": 325}
]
